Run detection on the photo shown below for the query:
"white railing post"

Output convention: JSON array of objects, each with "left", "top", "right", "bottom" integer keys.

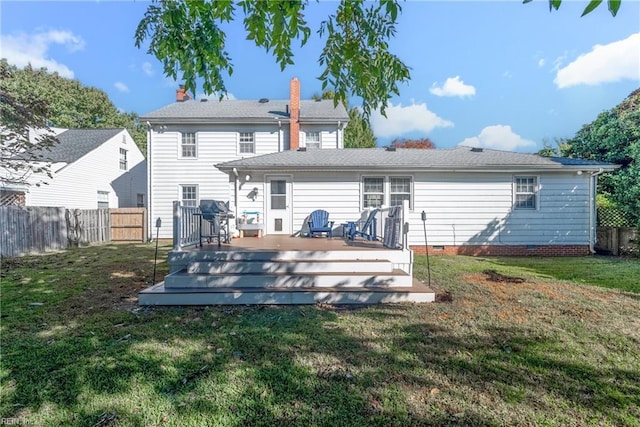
[
  {"left": 402, "top": 200, "right": 410, "bottom": 250},
  {"left": 173, "top": 201, "right": 181, "bottom": 251}
]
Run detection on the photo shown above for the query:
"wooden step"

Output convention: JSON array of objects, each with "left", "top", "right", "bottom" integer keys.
[
  {"left": 187, "top": 259, "right": 394, "bottom": 274},
  {"left": 164, "top": 269, "right": 413, "bottom": 289},
  {"left": 139, "top": 279, "right": 435, "bottom": 305}
]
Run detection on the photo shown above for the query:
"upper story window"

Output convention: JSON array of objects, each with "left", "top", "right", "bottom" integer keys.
[
  {"left": 181, "top": 132, "right": 197, "bottom": 158},
  {"left": 119, "top": 148, "right": 128, "bottom": 170},
  {"left": 306, "top": 131, "right": 321, "bottom": 149},
  {"left": 180, "top": 185, "right": 198, "bottom": 207},
  {"left": 239, "top": 132, "right": 255, "bottom": 154},
  {"left": 514, "top": 176, "right": 538, "bottom": 209}
]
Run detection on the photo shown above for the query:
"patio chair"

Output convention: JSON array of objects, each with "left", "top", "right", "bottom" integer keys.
[
  {"left": 307, "top": 209, "right": 334, "bottom": 238},
  {"left": 346, "top": 208, "right": 380, "bottom": 241}
]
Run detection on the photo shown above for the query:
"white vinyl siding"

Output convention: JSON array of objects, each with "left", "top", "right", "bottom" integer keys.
[
  {"left": 514, "top": 176, "right": 538, "bottom": 210},
  {"left": 149, "top": 125, "right": 282, "bottom": 238},
  {"left": 180, "top": 132, "right": 197, "bottom": 158},
  {"left": 238, "top": 132, "right": 255, "bottom": 154}
]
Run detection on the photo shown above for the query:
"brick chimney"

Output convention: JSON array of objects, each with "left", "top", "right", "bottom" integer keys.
[
  {"left": 289, "top": 77, "right": 300, "bottom": 150},
  {"left": 176, "top": 85, "right": 191, "bottom": 102}
]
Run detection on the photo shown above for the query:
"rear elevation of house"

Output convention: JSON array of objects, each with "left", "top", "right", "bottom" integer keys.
[{"left": 141, "top": 78, "right": 349, "bottom": 239}]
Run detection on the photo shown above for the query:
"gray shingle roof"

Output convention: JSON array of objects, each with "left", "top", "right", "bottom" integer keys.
[
  {"left": 42, "top": 128, "right": 123, "bottom": 163},
  {"left": 141, "top": 99, "right": 348, "bottom": 122},
  {"left": 216, "top": 146, "right": 619, "bottom": 171}
]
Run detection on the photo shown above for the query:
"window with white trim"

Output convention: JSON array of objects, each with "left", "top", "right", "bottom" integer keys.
[
  {"left": 363, "top": 177, "right": 384, "bottom": 208},
  {"left": 362, "top": 176, "right": 413, "bottom": 209},
  {"left": 390, "top": 177, "right": 412, "bottom": 208},
  {"left": 239, "top": 132, "right": 255, "bottom": 154},
  {"left": 119, "top": 148, "right": 128, "bottom": 170},
  {"left": 306, "top": 131, "right": 320, "bottom": 149},
  {"left": 97, "top": 191, "right": 109, "bottom": 209},
  {"left": 181, "top": 132, "right": 197, "bottom": 158},
  {"left": 180, "top": 185, "right": 198, "bottom": 207},
  {"left": 514, "top": 176, "right": 538, "bottom": 209}
]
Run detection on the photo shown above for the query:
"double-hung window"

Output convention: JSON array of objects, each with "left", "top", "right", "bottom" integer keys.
[
  {"left": 363, "top": 177, "right": 385, "bottom": 208},
  {"left": 97, "top": 191, "right": 109, "bottom": 209},
  {"left": 181, "top": 132, "right": 197, "bottom": 158},
  {"left": 514, "top": 176, "right": 538, "bottom": 209},
  {"left": 239, "top": 132, "right": 255, "bottom": 154},
  {"left": 362, "top": 176, "right": 413, "bottom": 209},
  {"left": 180, "top": 185, "right": 198, "bottom": 207},
  {"left": 306, "top": 131, "right": 321, "bottom": 149},
  {"left": 119, "top": 148, "right": 128, "bottom": 170},
  {"left": 390, "top": 177, "right": 412, "bottom": 207}
]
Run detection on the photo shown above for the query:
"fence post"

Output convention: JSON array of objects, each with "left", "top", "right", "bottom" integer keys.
[
  {"left": 173, "top": 201, "right": 181, "bottom": 251},
  {"left": 402, "top": 200, "right": 410, "bottom": 250}
]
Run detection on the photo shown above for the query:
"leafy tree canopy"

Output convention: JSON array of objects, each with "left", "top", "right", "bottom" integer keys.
[
  {"left": 0, "top": 60, "right": 146, "bottom": 153},
  {"left": 391, "top": 138, "right": 436, "bottom": 149},
  {"left": 562, "top": 88, "right": 640, "bottom": 225},
  {"left": 136, "top": 0, "right": 622, "bottom": 118},
  {"left": 1, "top": 60, "right": 57, "bottom": 186}
]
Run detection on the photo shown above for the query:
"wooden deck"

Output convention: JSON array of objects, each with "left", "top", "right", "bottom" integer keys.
[
  {"left": 139, "top": 235, "right": 435, "bottom": 306},
  {"left": 192, "top": 234, "right": 389, "bottom": 252}
]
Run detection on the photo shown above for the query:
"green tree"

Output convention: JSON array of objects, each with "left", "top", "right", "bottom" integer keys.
[
  {"left": 537, "top": 137, "right": 569, "bottom": 157},
  {"left": 0, "top": 61, "right": 58, "bottom": 186},
  {"left": 344, "top": 107, "right": 377, "bottom": 148},
  {"left": 0, "top": 60, "right": 146, "bottom": 153},
  {"left": 136, "top": 0, "right": 623, "bottom": 117},
  {"left": 562, "top": 88, "right": 640, "bottom": 225},
  {"left": 313, "top": 89, "right": 376, "bottom": 148}
]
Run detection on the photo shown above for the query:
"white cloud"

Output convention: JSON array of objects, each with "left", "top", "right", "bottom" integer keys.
[
  {"left": 458, "top": 125, "right": 537, "bottom": 152},
  {"left": 370, "top": 101, "right": 453, "bottom": 138},
  {"left": 538, "top": 58, "right": 546, "bottom": 68},
  {"left": 430, "top": 76, "right": 476, "bottom": 97},
  {"left": 142, "top": 61, "right": 154, "bottom": 76},
  {"left": 555, "top": 32, "right": 640, "bottom": 88},
  {"left": 0, "top": 29, "right": 85, "bottom": 78},
  {"left": 114, "top": 82, "right": 129, "bottom": 93}
]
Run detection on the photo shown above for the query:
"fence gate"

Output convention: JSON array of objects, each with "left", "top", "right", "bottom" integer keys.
[{"left": 110, "top": 208, "right": 147, "bottom": 242}]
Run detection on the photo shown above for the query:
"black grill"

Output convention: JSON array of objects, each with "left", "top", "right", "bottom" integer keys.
[{"left": 197, "top": 199, "right": 234, "bottom": 247}]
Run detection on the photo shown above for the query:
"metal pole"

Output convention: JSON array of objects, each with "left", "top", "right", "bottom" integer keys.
[
  {"left": 421, "top": 210, "right": 431, "bottom": 287},
  {"left": 152, "top": 217, "right": 161, "bottom": 286}
]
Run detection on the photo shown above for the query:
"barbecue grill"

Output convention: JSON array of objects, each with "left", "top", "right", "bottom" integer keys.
[{"left": 197, "top": 199, "right": 234, "bottom": 247}]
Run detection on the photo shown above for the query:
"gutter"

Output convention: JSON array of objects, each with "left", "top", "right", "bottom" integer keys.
[{"left": 589, "top": 168, "right": 605, "bottom": 254}]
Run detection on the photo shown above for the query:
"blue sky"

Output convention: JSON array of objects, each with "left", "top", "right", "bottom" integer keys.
[{"left": 1, "top": 1, "right": 639, "bottom": 152}]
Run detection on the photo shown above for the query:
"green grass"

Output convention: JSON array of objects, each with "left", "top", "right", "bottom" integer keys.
[{"left": 1, "top": 245, "right": 639, "bottom": 426}]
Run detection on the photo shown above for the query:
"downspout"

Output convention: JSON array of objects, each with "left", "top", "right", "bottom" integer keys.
[
  {"left": 589, "top": 168, "right": 605, "bottom": 254},
  {"left": 146, "top": 122, "right": 153, "bottom": 241}
]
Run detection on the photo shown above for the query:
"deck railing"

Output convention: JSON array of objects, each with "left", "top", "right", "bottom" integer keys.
[
  {"left": 172, "top": 201, "right": 200, "bottom": 250},
  {"left": 373, "top": 200, "right": 408, "bottom": 250}
]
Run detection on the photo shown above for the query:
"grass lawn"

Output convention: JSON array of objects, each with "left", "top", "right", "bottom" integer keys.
[{"left": 1, "top": 244, "right": 639, "bottom": 426}]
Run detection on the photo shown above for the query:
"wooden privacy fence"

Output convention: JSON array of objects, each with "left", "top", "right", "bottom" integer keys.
[
  {"left": 596, "top": 227, "right": 639, "bottom": 256},
  {"left": 1, "top": 206, "right": 147, "bottom": 257}
]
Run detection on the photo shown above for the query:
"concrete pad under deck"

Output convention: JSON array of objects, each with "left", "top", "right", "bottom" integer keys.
[{"left": 139, "top": 279, "right": 436, "bottom": 305}]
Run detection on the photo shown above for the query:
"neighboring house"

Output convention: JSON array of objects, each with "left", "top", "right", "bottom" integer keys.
[
  {"left": 1, "top": 128, "right": 147, "bottom": 209},
  {"left": 216, "top": 147, "right": 618, "bottom": 256},
  {"left": 141, "top": 78, "right": 349, "bottom": 239}
]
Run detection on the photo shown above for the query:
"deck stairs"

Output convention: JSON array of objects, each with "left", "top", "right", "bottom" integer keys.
[{"left": 139, "top": 247, "right": 434, "bottom": 305}]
